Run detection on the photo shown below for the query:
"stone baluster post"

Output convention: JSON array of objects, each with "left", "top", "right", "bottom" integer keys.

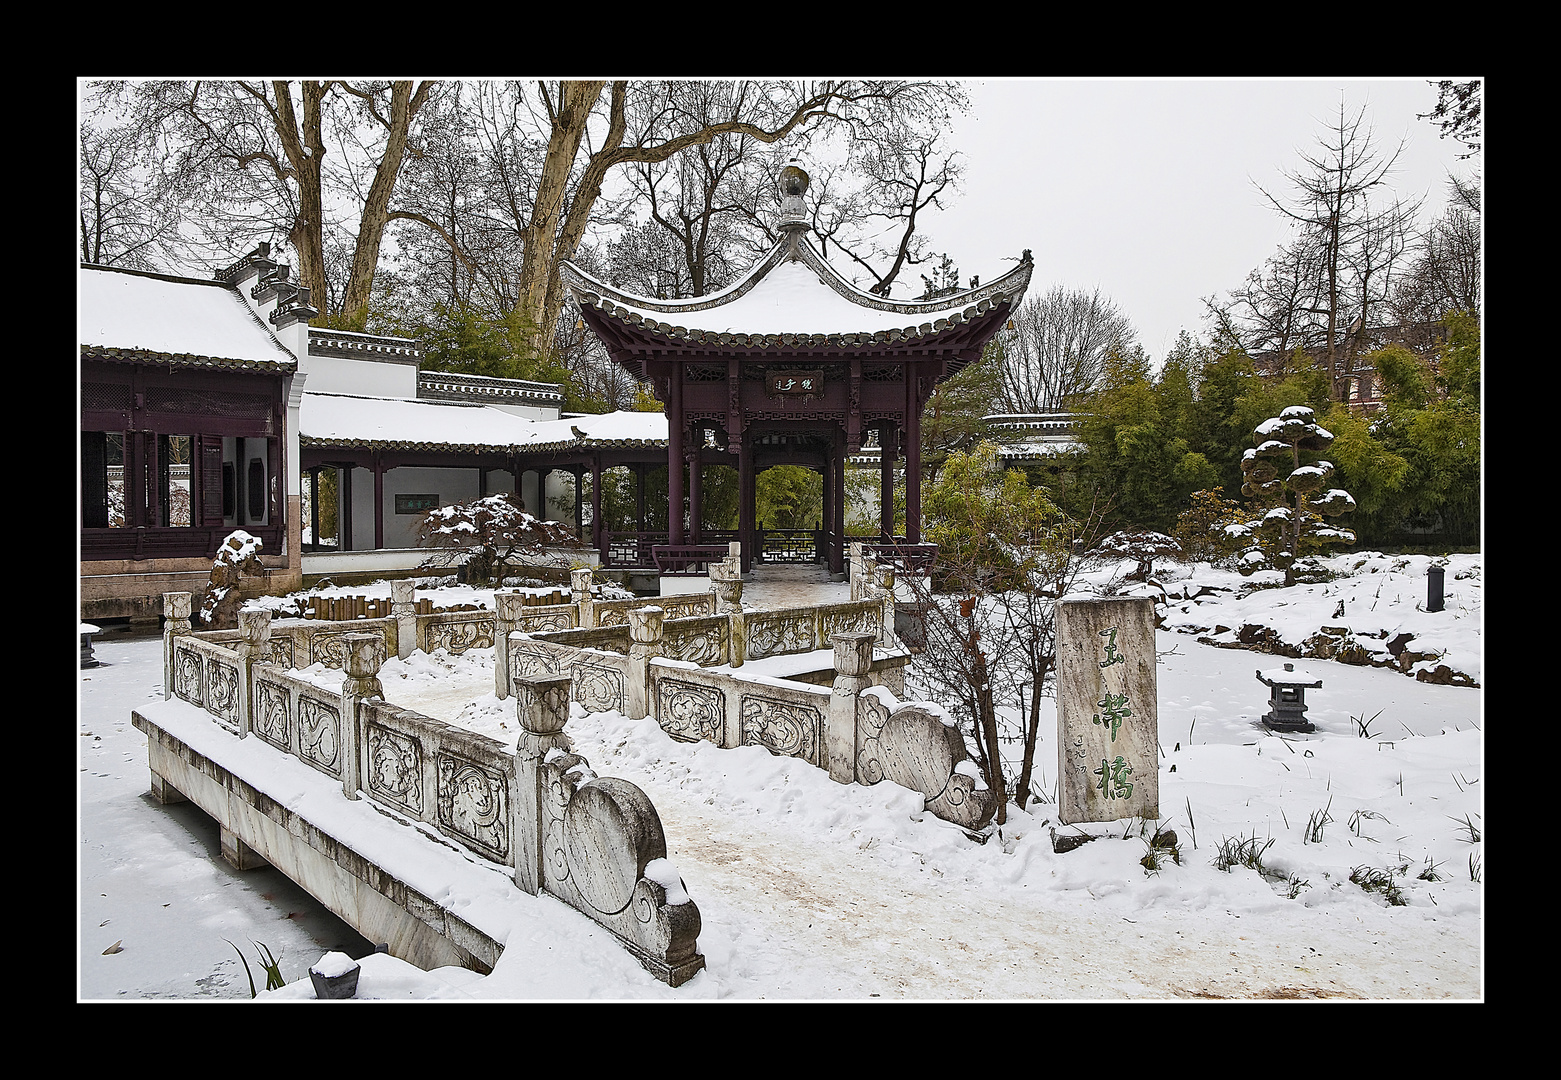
[
  {"left": 494, "top": 590, "right": 528, "bottom": 701},
  {"left": 872, "top": 563, "right": 899, "bottom": 648},
  {"left": 235, "top": 607, "right": 272, "bottom": 738},
  {"left": 162, "top": 592, "right": 192, "bottom": 701},
  {"left": 626, "top": 606, "right": 664, "bottom": 721},
  {"left": 391, "top": 579, "right": 418, "bottom": 660},
  {"left": 511, "top": 673, "right": 574, "bottom": 895},
  {"left": 829, "top": 632, "right": 877, "bottom": 784},
  {"left": 572, "top": 566, "right": 595, "bottom": 628},
  {"left": 338, "top": 633, "right": 385, "bottom": 802}
]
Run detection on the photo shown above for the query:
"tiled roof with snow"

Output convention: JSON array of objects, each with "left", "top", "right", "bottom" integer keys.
[
  {"left": 79, "top": 264, "right": 297, "bottom": 372},
  {"left": 563, "top": 237, "right": 1032, "bottom": 343},
  {"left": 301, "top": 394, "right": 668, "bottom": 453}
]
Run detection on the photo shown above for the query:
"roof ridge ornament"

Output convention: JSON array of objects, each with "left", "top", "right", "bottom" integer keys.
[{"left": 778, "top": 160, "right": 811, "bottom": 259}]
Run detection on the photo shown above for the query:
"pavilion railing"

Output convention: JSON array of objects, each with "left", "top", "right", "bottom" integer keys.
[
  {"left": 760, "top": 529, "right": 821, "bottom": 563},
  {"left": 652, "top": 544, "right": 730, "bottom": 576}
]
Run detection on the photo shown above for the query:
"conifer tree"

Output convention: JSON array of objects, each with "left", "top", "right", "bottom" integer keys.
[{"left": 1233, "top": 406, "right": 1356, "bottom": 586}]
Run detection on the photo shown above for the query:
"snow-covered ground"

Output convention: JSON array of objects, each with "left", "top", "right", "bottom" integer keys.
[{"left": 78, "top": 555, "right": 1482, "bottom": 1000}]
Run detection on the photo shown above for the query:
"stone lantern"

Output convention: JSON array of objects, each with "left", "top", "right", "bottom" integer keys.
[{"left": 1257, "top": 663, "right": 1323, "bottom": 733}]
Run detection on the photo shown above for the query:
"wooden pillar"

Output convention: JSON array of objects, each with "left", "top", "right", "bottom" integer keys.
[
  {"left": 572, "top": 465, "right": 584, "bottom": 540},
  {"left": 832, "top": 434, "right": 846, "bottom": 576},
  {"left": 879, "top": 424, "right": 896, "bottom": 541},
  {"left": 308, "top": 467, "right": 320, "bottom": 546},
  {"left": 340, "top": 465, "right": 353, "bottom": 551},
  {"left": 689, "top": 433, "right": 703, "bottom": 543},
  {"left": 592, "top": 454, "right": 606, "bottom": 563},
  {"left": 904, "top": 364, "right": 922, "bottom": 545},
  {"left": 820, "top": 460, "right": 832, "bottom": 565},
  {"left": 738, "top": 433, "right": 754, "bottom": 575},
  {"left": 635, "top": 464, "right": 647, "bottom": 531},
  {"left": 373, "top": 452, "right": 385, "bottom": 550},
  {"left": 668, "top": 375, "right": 685, "bottom": 545}
]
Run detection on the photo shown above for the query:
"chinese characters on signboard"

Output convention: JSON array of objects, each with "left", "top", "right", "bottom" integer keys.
[{"left": 1057, "top": 597, "right": 1158, "bottom": 824}]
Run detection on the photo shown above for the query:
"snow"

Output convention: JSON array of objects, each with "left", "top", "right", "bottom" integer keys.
[
  {"left": 79, "top": 266, "right": 295, "bottom": 365},
  {"left": 300, "top": 392, "right": 544, "bottom": 449},
  {"left": 79, "top": 554, "right": 1482, "bottom": 1000}
]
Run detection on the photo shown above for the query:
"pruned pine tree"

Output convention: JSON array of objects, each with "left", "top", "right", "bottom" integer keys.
[
  {"left": 416, "top": 494, "right": 579, "bottom": 585},
  {"left": 1233, "top": 406, "right": 1356, "bottom": 586}
]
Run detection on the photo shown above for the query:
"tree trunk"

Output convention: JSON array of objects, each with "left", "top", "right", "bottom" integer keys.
[
  {"left": 339, "top": 81, "right": 433, "bottom": 330},
  {"left": 517, "top": 80, "right": 606, "bottom": 360}
]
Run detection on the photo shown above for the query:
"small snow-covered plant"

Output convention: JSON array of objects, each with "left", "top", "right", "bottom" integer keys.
[
  {"left": 225, "top": 939, "right": 285, "bottom": 998},
  {"left": 1417, "top": 856, "right": 1445, "bottom": 882},
  {"left": 1450, "top": 813, "right": 1481, "bottom": 844},
  {"left": 1214, "top": 833, "right": 1275, "bottom": 874},
  {"left": 1468, "top": 853, "right": 1482, "bottom": 883},
  {"left": 1352, "top": 709, "right": 1385, "bottom": 739},
  {"left": 416, "top": 493, "right": 579, "bottom": 585},
  {"left": 1304, "top": 797, "right": 1333, "bottom": 844},
  {"left": 1348, "top": 808, "right": 1387, "bottom": 838},
  {"left": 1172, "top": 489, "right": 1252, "bottom": 566},
  {"left": 1140, "top": 819, "right": 1182, "bottom": 874},
  {"left": 1094, "top": 529, "right": 1183, "bottom": 583},
  {"left": 1350, "top": 864, "right": 1408, "bottom": 906},
  {"left": 1232, "top": 405, "right": 1357, "bottom": 587},
  {"left": 1284, "top": 873, "right": 1311, "bottom": 899}
]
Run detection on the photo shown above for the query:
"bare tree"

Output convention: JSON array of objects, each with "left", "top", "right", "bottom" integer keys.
[
  {"left": 1251, "top": 98, "right": 1418, "bottom": 400},
  {"left": 998, "top": 285, "right": 1138, "bottom": 413},
  {"left": 89, "top": 79, "right": 438, "bottom": 328},
  {"left": 1391, "top": 176, "right": 1481, "bottom": 331},
  {"left": 1420, "top": 80, "right": 1482, "bottom": 159},
  {"left": 79, "top": 116, "right": 175, "bottom": 269}
]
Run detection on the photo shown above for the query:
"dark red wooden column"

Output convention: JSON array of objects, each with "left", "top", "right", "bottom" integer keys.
[
  {"left": 373, "top": 451, "right": 384, "bottom": 550},
  {"left": 904, "top": 363, "right": 922, "bottom": 545},
  {"left": 830, "top": 432, "right": 846, "bottom": 576},
  {"left": 880, "top": 423, "right": 896, "bottom": 540},
  {"left": 738, "top": 432, "right": 755, "bottom": 575},
  {"left": 668, "top": 373, "right": 685, "bottom": 545},
  {"left": 689, "top": 430, "right": 703, "bottom": 542},
  {"left": 591, "top": 453, "right": 605, "bottom": 562}
]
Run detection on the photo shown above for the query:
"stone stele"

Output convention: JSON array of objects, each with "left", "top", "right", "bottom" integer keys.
[{"left": 1056, "top": 596, "right": 1158, "bottom": 824}]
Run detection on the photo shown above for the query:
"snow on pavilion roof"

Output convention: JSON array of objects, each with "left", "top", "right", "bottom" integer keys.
[
  {"left": 300, "top": 392, "right": 668, "bottom": 453},
  {"left": 79, "top": 264, "right": 297, "bottom": 373},
  {"left": 562, "top": 235, "right": 1033, "bottom": 347}
]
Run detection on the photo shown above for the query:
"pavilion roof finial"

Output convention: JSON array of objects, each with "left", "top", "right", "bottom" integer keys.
[{"left": 778, "top": 159, "right": 811, "bottom": 257}]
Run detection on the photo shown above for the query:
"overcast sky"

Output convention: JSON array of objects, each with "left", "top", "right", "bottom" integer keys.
[{"left": 919, "top": 78, "right": 1480, "bottom": 365}]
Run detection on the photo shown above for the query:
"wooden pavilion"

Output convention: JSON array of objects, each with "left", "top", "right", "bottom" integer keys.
[{"left": 563, "top": 165, "right": 1032, "bottom": 577}]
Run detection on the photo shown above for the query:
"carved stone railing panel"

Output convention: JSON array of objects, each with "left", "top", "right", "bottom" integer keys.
[
  {"left": 172, "top": 639, "right": 206, "bottom": 707},
  {"left": 662, "top": 615, "right": 730, "bottom": 667},
  {"left": 656, "top": 678, "right": 727, "bottom": 746},
  {"left": 424, "top": 613, "right": 495, "bottom": 655},
  {"left": 204, "top": 654, "right": 241, "bottom": 729},
  {"left": 297, "top": 693, "right": 342, "bottom": 777},
  {"left": 739, "top": 690, "right": 826, "bottom": 767},
  {"left": 656, "top": 594, "right": 716, "bottom": 621},
  {"left": 745, "top": 609, "right": 815, "bottom": 660},
  {"left": 363, "top": 713, "right": 426, "bottom": 816},
  {"left": 820, "top": 600, "right": 885, "bottom": 644},
  {"left": 568, "top": 655, "right": 627, "bottom": 715},
  {"left": 512, "top": 606, "right": 577, "bottom": 634},
  {"left": 252, "top": 671, "right": 293, "bottom": 754},
  {"left": 436, "top": 751, "right": 510, "bottom": 863}
]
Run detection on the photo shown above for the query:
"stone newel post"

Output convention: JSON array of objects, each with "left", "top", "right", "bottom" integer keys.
[
  {"left": 571, "top": 566, "right": 596, "bottom": 628},
  {"left": 511, "top": 673, "right": 574, "bottom": 895},
  {"left": 235, "top": 607, "right": 272, "bottom": 738},
  {"left": 338, "top": 633, "right": 386, "bottom": 802},
  {"left": 391, "top": 579, "right": 418, "bottom": 659},
  {"left": 162, "top": 592, "right": 193, "bottom": 701},
  {"left": 829, "top": 632, "right": 877, "bottom": 784},
  {"left": 494, "top": 590, "right": 528, "bottom": 700},
  {"left": 626, "top": 606, "right": 665, "bottom": 720}
]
